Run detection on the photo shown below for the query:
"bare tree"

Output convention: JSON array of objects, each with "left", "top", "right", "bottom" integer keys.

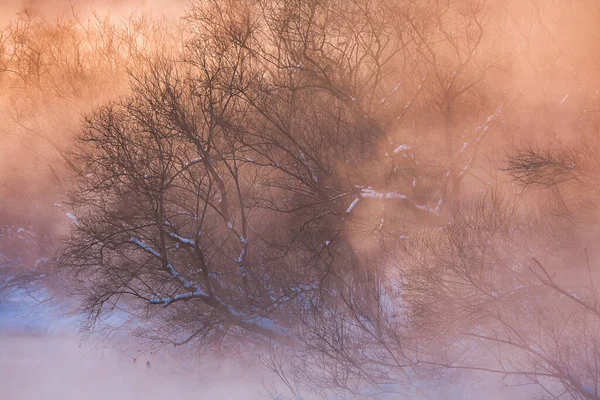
[
  {"left": 394, "top": 135, "right": 600, "bottom": 400},
  {"left": 0, "top": 8, "right": 184, "bottom": 314},
  {"left": 55, "top": 1, "right": 580, "bottom": 399}
]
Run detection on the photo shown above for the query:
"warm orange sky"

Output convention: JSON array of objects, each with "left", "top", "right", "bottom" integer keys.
[{"left": 0, "top": 0, "right": 187, "bottom": 24}]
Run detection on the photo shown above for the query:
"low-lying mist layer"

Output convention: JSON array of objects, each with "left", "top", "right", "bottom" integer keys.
[{"left": 0, "top": 334, "right": 265, "bottom": 400}]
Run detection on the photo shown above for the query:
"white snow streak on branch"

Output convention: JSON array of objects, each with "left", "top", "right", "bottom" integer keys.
[
  {"left": 130, "top": 237, "right": 289, "bottom": 338},
  {"left": 384, "top": 192, "right": 407, "bottom": 199},
  {"left": 129, "top": 236, "right": 208, "bottom": 304},
  {"left": 397, "top": 82, "right": 424, "bottom": 119},
  {"left": 459, "top": 157, "right": 474, "bottom": 178},
  {"left": 487, "top": 104, "right": 503, "bottom": 123},
  {"left": 381, "top": 81, "right": 402, "bottom": 103},
  {"left": 184, "top": 157, "right": 202, "bottom": 168},
  {"left": 466, "top": 104, "right": 503, "bottom": 150},
  {"left": 213, "top": 297, "right": 289, "bottom": 336},
  {"left": 460, "top": 141, "right": 469, "bottom": 154},
  {"left": 360, "top": 188, "right": 407, "bottom": 200},
  {"left": 393, "top": 144, "right": 410, "bottom": 154},
  {"left": 459, "top": 104, "right": 503, "bottom": 175},
  {"left": 247, "top": 316, "right": 288, "bottom": 335},
  {"left": 299, "top": 151, "right": 318, "bottom": 183},
  {"left": 173, "top": 210, "right": 200, "bottom": 220},
  {"left": 415, "top": 199, "right": 443, "bottom": 216},
  {"left": 34, "top": 257, "right": 48, "bottom": 270},
  {"left": 130, "top": 237, "right": 162, "bottom": 258},
  {"left": 237, "top": 248, "right": 246, "bottom": 264},
  {"left": 346, "top": 197, "right": 361, "bottom": 214},
  {"left": 168, "top": 232, "right": 195, "bottom": 246},
  {"left": 65, "top": 213, "right": 79, "bottom": 226},
  {"left": 149, "top": 291, "right": 207, "bottom": 306}
]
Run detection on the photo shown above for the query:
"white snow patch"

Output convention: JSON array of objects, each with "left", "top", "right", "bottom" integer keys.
[
  {"left": 168, "top": 232, "right": 195, "bottom": 246},
  {"left": 34, "top": 257, "right": 49, "bottom": 270},
  {"left": 237, "top": 248, "right": 246, "bottom": 263},
  {"left": 415, "top": 199, "right": 443, "bottom": 216},
  {"left": 360, "top": 188, "right": 407, "bottom": 200},
  {"left": 393, "top": 144, "right": 410, "bottom": 154},
  {"left": 185, "top": 157, "right": 202, "bottom": 167},
  {"left": 460, "top": 141, "right": 468, "bottom": 153},
  {"left": 65, "top": 213, "right": 79, "bottom": 226},
  {"left": 346, "top": 197, "right": 360, "bottom": 214}
]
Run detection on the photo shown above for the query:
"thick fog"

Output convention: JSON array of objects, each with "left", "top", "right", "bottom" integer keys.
[
  {"left": 2, "top": 0, "right": 600, "bottom": 399},
  {"left": 0, "top": 335, "right": 264, "bottom": 400}
]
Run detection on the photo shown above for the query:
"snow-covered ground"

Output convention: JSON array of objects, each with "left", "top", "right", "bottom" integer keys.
[
  {"left": 0, "top": 334, "right": 265, "bottom": 400},
  {"left": 0, "top": 293, "right": 80, "bottom": 335},
  {"left": 0, "top": 294, "right": 537, "bottom": 400},
  {"left": 0, "top": 294, "right": 265, "bottom": 400},
  {"left": 0, "top": 231, "right": 535, "bottom": 400}
]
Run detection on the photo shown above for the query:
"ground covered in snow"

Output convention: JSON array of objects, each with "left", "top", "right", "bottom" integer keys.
[
  {"left": 0, "top": 334, "right": 265, "bottom": 400},
  {"left": 0, "top": 294, "right": 265, "bottom": 400}
]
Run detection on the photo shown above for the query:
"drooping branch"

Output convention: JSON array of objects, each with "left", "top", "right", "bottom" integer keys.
[{"left": 130, "top": 236, "right": 290, "bottom": 342}]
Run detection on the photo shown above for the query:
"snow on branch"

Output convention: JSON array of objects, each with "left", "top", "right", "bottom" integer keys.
[
  {"left": 346, "top": 197, "right": 361, "bottom": 214},
  {"left": 130, "top": 236, "right": 161, "bottom": 258},
  {"left": 245, "top": 316, "right": 289, "bottom": 336},
  {"left": 149, "top": 290, "right": 208, "bottom": 306},
  {"left": 299, "top": 151, "right": 318, "bottom": 184},
  {"left": 356, "top": 186, "right": 442, "bottom": 216},
  {"left": 380, "top": 81, "right": 402, "bottom": 103},
  {"left": 461, "top": 104, "right": 503, "bottom": 155},
  {"left": 129, "top": 236, "right": 290, "bottom": 340},
  {"left": 359, "top": 187, "right": 407, "bottom": 200},
  {"left": 130, "top": 236, "right": 207, "bottom": 298},
  {"left": 415, "top": 199, "right": 443, "bottom": 216},
  {"left": 184, "top": 157, "right": 203, "bottom": 167},
  {"left": 65, "top": 212, "right": 79, "bottom": 226},
  {"left": 237, "top": 248, "right": 247, "bottom": 278},
  {"left": 211, "top": 295, "right": 290, "bottom": 337},
  {"left": 458, "top": 104, "right": 503, "bottom": 178},
  {"left": 168, "top": 232, "right": 195, "bottom": 247},
  {"left": 393, "top": 144, "right": 410, "bottom": 154}
]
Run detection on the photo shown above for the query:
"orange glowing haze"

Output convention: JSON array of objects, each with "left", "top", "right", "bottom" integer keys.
[{"left": 1, "top": 1, "right": 600, "bottom": 399}]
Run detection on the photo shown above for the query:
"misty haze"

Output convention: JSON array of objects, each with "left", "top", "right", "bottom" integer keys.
[{"left": 1, "top": 0, "right": 600, "bottom": 399}]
